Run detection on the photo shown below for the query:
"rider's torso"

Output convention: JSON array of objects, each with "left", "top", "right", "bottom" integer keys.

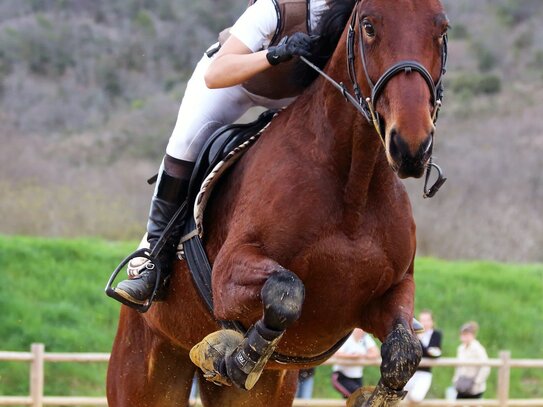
[{"left": 222, "top": 0, "right": 330, "bottom": 99}]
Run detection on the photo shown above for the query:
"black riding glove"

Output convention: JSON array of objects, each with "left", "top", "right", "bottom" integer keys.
[{"left": 266, "top": 32, "right": 313, "bottom": 66}]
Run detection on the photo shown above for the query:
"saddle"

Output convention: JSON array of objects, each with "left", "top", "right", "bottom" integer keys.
[{"left": 184, "top": 109, "right": 277, "bottom": 238}]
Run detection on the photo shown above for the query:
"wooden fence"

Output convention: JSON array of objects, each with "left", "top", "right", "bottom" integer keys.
[{"left": 1, "top": 344, "right": 543, "bottom": 406}]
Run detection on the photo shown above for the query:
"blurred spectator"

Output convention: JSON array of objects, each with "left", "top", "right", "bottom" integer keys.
[
  {"left": 404, "top": 309, "right": 442, "bottom": 405},
  {"left": 453, "top": 321, "right": 491, "bottom": 400},
  {"left": 331, "top": 328, "right": 379, "bottom": 398},
  {"left": 296, "top": 368, "right": 315, "bottom": 399},
  {"left": 189, "top": 375, "right": 198, "bottom": 399}
]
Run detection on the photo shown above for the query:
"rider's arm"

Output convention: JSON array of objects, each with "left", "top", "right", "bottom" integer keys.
[
  {"left": 205, "top": 0, "right": 276, "bottom": 89},
  {"left": 204, "top": 33, "right": 312, "bottom": 89},
  {"left": 204, "top": 0, "right": 312, "bottom": 89},
  {"left": 204, "top": 37, "right": 272, "bottom": 89}
]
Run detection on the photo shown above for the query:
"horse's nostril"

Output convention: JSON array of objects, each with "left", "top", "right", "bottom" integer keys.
[
  {"left": 389, "top": 128, "right": 398, "bottom": 142},
  {"left": 389, "top": 128, "right": 400, "bottom": 158},
  {"left": 389, "top": 128, "right": 409, "bottom": 160}
]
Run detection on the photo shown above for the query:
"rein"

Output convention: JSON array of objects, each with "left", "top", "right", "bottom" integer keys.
[{"left": 300, "top": 2, "right": 448, "bottom": 197}]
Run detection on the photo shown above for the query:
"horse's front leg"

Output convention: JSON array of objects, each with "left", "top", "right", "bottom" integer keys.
[
  {"left": 351, "top": 264, "right": 422, "bottom": 407},
  {"left": 190, "top": 245, "right": 305, "bottom": 391},
  {"left": 225, "top": 267, "right": 305, "bottom": 390}
]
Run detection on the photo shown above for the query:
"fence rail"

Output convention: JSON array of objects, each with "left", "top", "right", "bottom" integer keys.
[{"left": 1, "top": 344, "right": 542, "bottom": 407}]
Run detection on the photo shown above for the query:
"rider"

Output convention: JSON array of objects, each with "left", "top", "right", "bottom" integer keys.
[{"left": 113, "top": 0, "right": 331, "bottom": 307}]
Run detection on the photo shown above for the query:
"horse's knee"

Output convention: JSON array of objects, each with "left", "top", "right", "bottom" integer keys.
[
  {"left": 222, "top": 270, "right": 304, "bottom": 390},
  {"left": 261, "top": 269, "right": 305, "bottom": 331},
  {"left": 380, "top": 323, "right": 422, "bottom": 390}
]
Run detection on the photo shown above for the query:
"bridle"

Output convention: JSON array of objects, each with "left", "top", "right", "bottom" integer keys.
[{"left": 301, "top": 1, "right": 448, "bottom": 197}]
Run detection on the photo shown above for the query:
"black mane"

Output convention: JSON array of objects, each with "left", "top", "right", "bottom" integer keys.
[{"left": 294, "top": 0, "right": 357, "bottom": 88}]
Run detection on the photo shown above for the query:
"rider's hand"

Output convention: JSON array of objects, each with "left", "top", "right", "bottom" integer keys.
[{"left": 266, "top": 32, "right": 313, "bottom": 66}]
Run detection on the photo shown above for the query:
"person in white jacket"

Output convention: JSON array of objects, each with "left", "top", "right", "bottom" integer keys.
[
  {"left": 331, "top": 329, "right": 380, "bottom": 398},
  {"left": 453, "top": 321, "right": 491, "bottom": 399}
]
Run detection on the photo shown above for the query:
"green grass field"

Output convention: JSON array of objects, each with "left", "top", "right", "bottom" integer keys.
[{"left": 0, "top": 235, "right": 542, "bottom": 400}]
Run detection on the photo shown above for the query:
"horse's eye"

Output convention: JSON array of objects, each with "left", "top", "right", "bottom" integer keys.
[{"left": 362, "top": 20, "right": 375, "bottom": 37}]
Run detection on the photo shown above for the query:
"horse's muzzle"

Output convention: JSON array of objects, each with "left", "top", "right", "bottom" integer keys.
[{"left": 389, "top": 130, "right": 433, "bottom": 179}]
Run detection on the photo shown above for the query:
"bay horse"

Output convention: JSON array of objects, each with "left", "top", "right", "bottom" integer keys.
[{"left": 107, "top": 0, "right": 449, "bottom": 405}]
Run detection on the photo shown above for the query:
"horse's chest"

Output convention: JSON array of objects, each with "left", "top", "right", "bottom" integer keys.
[{"left": 296, "top": 210, "right": 415, "bottom": 299}]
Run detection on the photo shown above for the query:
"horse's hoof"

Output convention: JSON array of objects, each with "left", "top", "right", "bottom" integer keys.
[
  {"left": 347, "top": 386, "right": 375, "bottom": 407},
  {"left": 189, "top": 329, "right": 244, "bottom": 387},
  {"left": 355, "top": 383, "right": 407, "bottom": 407}
]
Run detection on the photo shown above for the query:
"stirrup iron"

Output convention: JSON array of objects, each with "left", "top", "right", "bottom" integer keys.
[{"left": 105, "top": 248, "right": 163, "bottom": 313}]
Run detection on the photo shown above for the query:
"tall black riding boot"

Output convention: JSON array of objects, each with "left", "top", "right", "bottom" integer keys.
[{"left": 114, "top": 158, "right": 193, "bottom": 305}]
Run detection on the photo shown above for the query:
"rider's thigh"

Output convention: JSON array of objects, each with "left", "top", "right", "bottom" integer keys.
[{"left": 166, "top": 53, "right": 254, "bottom": 161}]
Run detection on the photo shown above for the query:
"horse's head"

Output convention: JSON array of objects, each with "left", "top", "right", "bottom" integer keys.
[{"left": 355, "top": 0, "right": 449, "bottom": 179}]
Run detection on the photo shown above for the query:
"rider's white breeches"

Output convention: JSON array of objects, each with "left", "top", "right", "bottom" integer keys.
[{"left": 166, "top": 48, "right": 296, "bottom": 162}]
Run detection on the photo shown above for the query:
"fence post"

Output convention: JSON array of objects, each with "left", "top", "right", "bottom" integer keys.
[
  {"left": 497, "top": 350, "right": 511, "bottom": 407},
  {"left": 30, "top": 343, "right": 45, "bottom": 407}
]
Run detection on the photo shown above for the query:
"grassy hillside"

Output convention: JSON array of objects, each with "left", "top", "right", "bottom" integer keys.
[
  {"left": 1, "top": 1, "right": 543, "bottom": 262},
  {"left": 0, "top": 235, "right": 542, "bottom": 399}
]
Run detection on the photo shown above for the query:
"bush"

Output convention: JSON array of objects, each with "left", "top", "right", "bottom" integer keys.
[
  {"left": 471, "top": 42, "right": 498, "bottom": 72},
  {"left": 477, "top": 74, "right": 502, "bottom": 94},
  {"left": 449, "top": 23, "right": 469, "bottom": 40},
  {"left": 532, "top": 51, "right": 543, "bottom": 70},
  {"left": 0, "top": 48, "right": 13, "bottom": 76},
  {"left": 496, "top": 0, "right": 543, "bottom": 24},
  {"left": 447, "top": 73, "right": 502, "bottom": 96},
  {"left": 134, "top": 10, "right": 155, "bottom": 35},
  {"left": 513, "top": 31, "right": 534, "bottom": 51},
  {"left": 96, "top": 59, "right": 123, "bottom": 99},
  {"left": 119, "top": 41, "right": 147, "bottom": 72},
  {"left": 0, "top": 19, "right": 75, "bottom": 77}
]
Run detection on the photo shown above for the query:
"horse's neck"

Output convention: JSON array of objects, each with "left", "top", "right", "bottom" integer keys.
[{"left": 304, "top": 40, "right": 389, "bottom": 230}]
